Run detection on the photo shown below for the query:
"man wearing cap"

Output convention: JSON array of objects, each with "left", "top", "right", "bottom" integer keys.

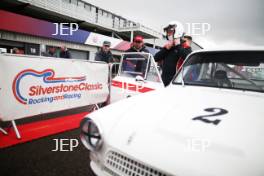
[
  {"left": 95, "top": 41, "right": 113, "bottom": 63},
  {"left": 126, "top": 35, "right": 149, "bottom": 53},
  {"left": 154, "top": 22, "right": 192, "bottom": 86},
  {"left": 123, "top": 35, "right": 149, "bottom": 74}
]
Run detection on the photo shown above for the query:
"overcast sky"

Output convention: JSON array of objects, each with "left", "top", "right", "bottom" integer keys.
[{"left": 85, "top": 0, "right": 264, "bottom": 49}]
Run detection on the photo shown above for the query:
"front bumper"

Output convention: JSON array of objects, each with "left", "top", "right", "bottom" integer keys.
[{"left": 90, "top": 161, "right": 108, "bottom": 176}]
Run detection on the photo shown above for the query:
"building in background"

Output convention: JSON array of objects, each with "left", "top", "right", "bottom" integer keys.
[{"left": 0, "top": 0, "right": 201, "bottom": 60}]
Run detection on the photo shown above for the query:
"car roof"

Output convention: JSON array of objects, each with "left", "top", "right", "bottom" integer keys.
[{"left": 192, "top": 49, "right": 264, "bottom": 55}]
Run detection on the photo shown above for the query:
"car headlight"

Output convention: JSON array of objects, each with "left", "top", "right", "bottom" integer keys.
[{"left": 80, "top": 118, "right": 103, "bottom": 151}]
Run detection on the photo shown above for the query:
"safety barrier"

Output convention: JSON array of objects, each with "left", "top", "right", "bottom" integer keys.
[{"left": 0, "top": 53, "right": 109, "bottom": 138}]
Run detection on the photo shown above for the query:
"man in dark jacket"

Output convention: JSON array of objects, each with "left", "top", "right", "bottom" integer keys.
[
  {"left": 43, "top": 46, "right": 57, "bottom": 57},
  {"left": 95, "top": 41, "right": 113, "bottom": 63},
  {"left": 124, "top": 36, "right": 149, "bottom": 75},
  {"left": 59, "top": 46, "right": 71, "bottom": 59},
  {"left": 154, "top": 22, "right": 192, "bottom": 86},
  {"left": 126, "top": 35, "right": 149, "bottom": 53}
]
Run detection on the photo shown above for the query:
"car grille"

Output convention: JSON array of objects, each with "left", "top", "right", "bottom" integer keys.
[{"left": 103, "top": 151, "right": 171, "bottom": 176}]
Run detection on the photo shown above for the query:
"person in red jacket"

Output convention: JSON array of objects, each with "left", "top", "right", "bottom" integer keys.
[{"left": 176, "top": 35, "right": 193, "bottom": 70}]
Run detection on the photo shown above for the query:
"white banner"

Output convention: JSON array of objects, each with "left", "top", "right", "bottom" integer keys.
[
  {"left": 0, "top": 54, "right": 109, "bottom": 121},
  {"left": 85, "top": 32, "right": 122, "bottom": 48}
]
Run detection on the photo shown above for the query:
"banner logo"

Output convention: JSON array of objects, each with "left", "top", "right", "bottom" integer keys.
[{"left": 12, "top": 69, "right": 102, "bottom": 105}]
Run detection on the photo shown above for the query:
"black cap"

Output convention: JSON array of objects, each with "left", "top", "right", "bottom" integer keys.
[{"left": 103, "top": 41, "right": 111, "bottom": 46}]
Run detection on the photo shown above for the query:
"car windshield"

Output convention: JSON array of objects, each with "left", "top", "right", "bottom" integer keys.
[
  {"left": 120, "top": 53, "right": 150, "bottom": 78},
  {"left": 173, "top": 51, "right": 264, "bottom": 93}
]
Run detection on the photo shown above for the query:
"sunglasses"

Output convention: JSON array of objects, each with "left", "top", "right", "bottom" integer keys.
[
  {"left": 134, "top": 40, "right": 143, "bottom": 43},
  {"left": 167, "top": 29, "right": 175, "bottom": 33}
]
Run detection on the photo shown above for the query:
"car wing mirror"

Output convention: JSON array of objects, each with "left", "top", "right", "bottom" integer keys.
[{"left": 135, "top": 75, "right": 145, "bottom": 82}]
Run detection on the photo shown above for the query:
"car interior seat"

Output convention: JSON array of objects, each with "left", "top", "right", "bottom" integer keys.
[{"left": 214, "top": 70, "right": 233, "bottom": 88}]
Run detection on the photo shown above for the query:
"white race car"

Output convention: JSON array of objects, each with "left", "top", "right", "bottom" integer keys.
[{"left": 80, "top": 50, "right": 264, "bottom": 176}]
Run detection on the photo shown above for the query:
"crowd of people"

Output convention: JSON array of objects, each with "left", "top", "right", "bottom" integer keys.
[
  {"left": 11, "top": 21, "right": 193, "bottom": 86},
  {"left": 41, "top": 45, "right": 71, "bottom": 59},
  {"left": 12, "top": 45, "right": 72, "bottom": 59},
  {"left": 95, "top": 21, "right": 193, "bottom": 86}
]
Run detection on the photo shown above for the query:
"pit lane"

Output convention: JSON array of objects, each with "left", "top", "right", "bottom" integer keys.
[{"left": 0, "top": 129, "right": 95, "bottom": 176}]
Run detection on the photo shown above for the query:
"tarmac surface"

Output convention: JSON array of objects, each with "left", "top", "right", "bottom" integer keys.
[{"left": 0, "top": 129, "right": 96, "bottom": 176}]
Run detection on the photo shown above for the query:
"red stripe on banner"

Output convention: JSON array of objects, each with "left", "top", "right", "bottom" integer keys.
[
  {"left": 111, "top": 80, "right": 154, "bottom": 93},
  {"left": 0, "top": 112, "right": 89, "bottom": 148}
]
